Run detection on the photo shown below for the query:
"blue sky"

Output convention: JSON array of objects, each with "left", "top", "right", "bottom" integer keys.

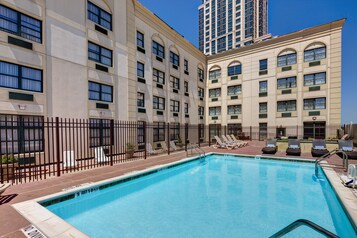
[{"left": 139, "top": 0, "right": 357, "bottom": 124}]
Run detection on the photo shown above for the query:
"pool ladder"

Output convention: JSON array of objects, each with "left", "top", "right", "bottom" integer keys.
[
  {"left": 269, "top": 219, "right": 339, "bottom": 238},
  {"left": 315, "top": 149, "right": 348, "bottom": 177},
  {"left": 186, "top": 143, "right": 205, "bottom": 158}
]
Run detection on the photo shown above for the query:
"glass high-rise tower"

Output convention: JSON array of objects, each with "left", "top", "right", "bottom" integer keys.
[{"left": 199, "top": 0, "right": 270, "bottom": 55}]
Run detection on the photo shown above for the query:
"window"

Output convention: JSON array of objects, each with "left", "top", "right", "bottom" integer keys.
[
  {"left": 259, "top": 103, "right": 267, "bottom": 113},
  {"left": 209, "top": 69, "right": 221, "bottom": 80},
  {"left": 170, "top": 76, "right": 180, "bottom": 90},
  {"left": 88, "top": 42, "right": 112, "bottom": 66},
  {"left": 304, "top": 122, "right": 326, "bottom": 139},
  {"left": 153, "top": 69, "right": 165, "bottom": 84},
  {"left": 198, "top": 68, "right": 205, "bottom": 81},
  {"left": 0, "top": 4, "right": 42, "bottom": 43},
  {"left": 209, "top": 107, "right": 221, "bottom": 116},
  {"left": 277, "top": 77, "right": 296, "bottom": 89},
  {"left": 137, "top": 62, "right": 144, "bottom": 78},
  {"left": 198, "top": 87, "right": 205, "bottom": 97},
  {"left": 88, "top": 81, "right": 113, "bottom": 102},
  {"left": 259, "top": 59, "right": 268, "bottom": 70},
  {"left": 209, "top": 88, "right": 221, "bottom": 98},
  {"left": 137, "top": 31, "right": 144, "bottom": 48},
  {"left": 137, "top": 92, "right": 144, "bottom": 107},
  {"left": 304, "top": 98, "right": 326, "bottom": 110},
  {"left": 304, "top": 46, "right": 326, "bottom": 62},
  {"left": 259, "top": 123, "right": 268, "bottom": 140},
  {"left": 153, "top": 122, "right": 165, "bottom": 142},
  {"left": 170, "top": 123, "right": 180, "bottom": 140},
  {"left": 88, "top": 2, "right": 112, "bottom": 30},
  {"left": 170, "top": 100, "right": 180, "bottom": 112},
  {"left": 153, "top": 41, "right": 165, "bottom": 58},
  {"left": 227, "top": 64, "right": 242, "bottom": 76},
  {"left": 0, "top": 115, "right": 43, "bottom": 154},
  {"left": 227, "top": 85, "right": 241, "bottom": 95},
  {"left": 184, "top": 81, "right": 189, "bottom": 93},
  {"left": 277, "top": 53, "right": 297, "bottom": 67},
  {"left": 228, "top": 105, "right": 241, "bottom": 115},
  {"left": 89, "top": 119, "right": 111, "bottom": 147},
  {"left": 259, "top": 81, "right": 267, "bottom": 93},
  {"left": 0, "top": 61, "right": 42, "bottom": 92},
  {"left": 198, "top": 106, "right": 204, "bottom": 116},
  {"left": 153, "top": 96, "right": 165, "bottom": 110},
  {"left": 184, "top": 103, "right": 189, "bottom": 114},
  {"left": 277, "top": 100, "right": 296, "bottom": 112},
  {"left": 170, "top": 52, "right": 180, "bottom": 67},
  {"left": 184, "top": 60, "right": 189, "bottom": 72},
  {"left": 227, "top": 124, "right": 242, "bottom": 136},
  {"left": 304, "top": 72, "right": 326, "bottom": 86},
  {"left": 137, "top": 121, "right": 145, "bottom": 149}
]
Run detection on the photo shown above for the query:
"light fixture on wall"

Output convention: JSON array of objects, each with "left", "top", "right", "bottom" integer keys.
[{"left": 18, "top": 104, "right": 26, "bottom": 110}]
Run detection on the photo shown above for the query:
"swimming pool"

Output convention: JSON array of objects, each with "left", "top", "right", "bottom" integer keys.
[{"left": 41, "top": 154, "right": 356, "bottom": 237}]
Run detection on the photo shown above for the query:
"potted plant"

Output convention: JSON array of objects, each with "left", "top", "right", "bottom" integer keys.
[
  {"left": 125, "top": 143, "right": 135, "bottom": 159},
  {"left": 1, "top": 154, "right": 17, "bottom": 180}
]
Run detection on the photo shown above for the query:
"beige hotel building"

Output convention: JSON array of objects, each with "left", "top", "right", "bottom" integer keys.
[{"left": 0, "top": 0, "right": 344, "bottom": 144}]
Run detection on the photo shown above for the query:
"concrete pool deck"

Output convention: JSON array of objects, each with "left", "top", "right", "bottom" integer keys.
[{"left": 1, "top": 140, "right": 356, "bottom": 237}]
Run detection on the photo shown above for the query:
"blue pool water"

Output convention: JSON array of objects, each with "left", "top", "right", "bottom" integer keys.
[{"left": 44, "top": 155, "right": 356, "bottom": 238}]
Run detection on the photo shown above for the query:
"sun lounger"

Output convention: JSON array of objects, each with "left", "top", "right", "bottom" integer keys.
[
  {"left": 146, "top": 143, "right": 162, "bottom": 155},
  {"left": 94, "top": 147, "right": 110, "bottom": 163},
  {"left": 213, "top": 136, "right": 235, "bottom": 149},
  {"left": 0, "top": 183, "right": 11, "bottom": 196},
  {"left": 160, "top": 142, "right": 173, "bottom": 152},
  {"left": 170, "top": 141, "right": 183, "bottom": 151},
  {"left": 63, "top": 150, "right": 77, "bottom": 168},
  {"left": 338, "top": 140, "right": 357, "bottom": 160},
  {"left": 286, "top": 139, "right": 301, "bottom": 156},
  {"left": 227, "top": 135, "right": 247, "bottom": 147},
  {"left": 311, "top": 139, "right": 329, "bottom": 158},
  {"left": 230, "top": 134, "right": 248, "bottom": 146},
  {"left": 222, "top": 135, "right": 241, "bottom": 147},
  {"left": 262, "top": 139, "right": 278, "bottom": 154}
]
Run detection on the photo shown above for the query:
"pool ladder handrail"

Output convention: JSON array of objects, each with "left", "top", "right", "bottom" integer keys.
[
  {"left": 315, "top": 149, "right": 348, "bottom": 176},
  {"left": 269, "top": 219, "right": 339, "bottom": 238},
  {"left": 186, "top": 143, "right": 205, "bottom": 158}
]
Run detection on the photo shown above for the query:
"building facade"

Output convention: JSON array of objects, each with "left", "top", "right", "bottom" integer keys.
[
  {"left": 0, "top": 0, "right": 344, "bottom": 150},
  {"left": 206, "top": 19, "right": 344, "bottom": 139},
  {"left": 198, "top": 0, "right": 270, "bottom": 55}
]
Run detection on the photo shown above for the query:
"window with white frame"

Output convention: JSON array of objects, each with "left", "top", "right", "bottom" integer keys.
[
  {"left": 209, "top": 107, "right": 221, "bottom": 116},
  {"left": 277, "top": 100, "right": 296, "bottom": 112},
  {"left": 209, "top": 88, "right": 221, "bottom": 98},
  {"left": 304, "top": 72, "right": 326, "bottom": 86},
  {"left": 304, "top": 45, "right": 326, "bottom": 62},
  {"left": 304, "top": 98, "right": 326, "bottom": 110},
  {"left": 277, "top": 77, "right": 296, "bottom": 89},
  {"left": 228, "top": 105, "right": 241, "bottom": 115},
  {"left": 227, "top": 85, "right": 241, "bottom": 95},
  {"left": 277, "top": 52, "right": 297, "bottom": 67},
  {"left": 209, "top": 69, "right": 221, "bottom": 80}
]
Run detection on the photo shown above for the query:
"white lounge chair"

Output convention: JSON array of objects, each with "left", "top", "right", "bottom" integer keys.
[
  {"left": 146, "top": 143, "right": 162, "bottom": 155},
  {"left": 213, "top": 136, "right": 234, "bottom": 149},
  {"left": 170, "top": 141, "right": 183, "bottom": 151},
  {"left": 227, "top": 134, "right": 246, "bottom": 147},
  {"left": 222, "top": 135, "right": 242, "bottom": 148},
  {"left": 94, "top": 147, "right": 110, "bottom": 163},
  {"left": 63, "top": 150, "right": 77, "bottom": 168},
  {"left": 231, "top": 134, "right": 248, "bottom": 146},
  {"left": 160, "top": 142, "right": 172, "bottom": 152},
  {"left": 0, "top": 183, "right": 11, "bottom": 196}
]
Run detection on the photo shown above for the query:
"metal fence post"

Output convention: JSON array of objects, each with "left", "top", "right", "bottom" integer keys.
[
  {"left": 167, "top": 123, "right": 170, "bottom": 155},
  {"left": 250, "top": 126, "right": 252, "bottom": 141},
  {"left": 198, "top": 124, "right": 201, "bottom": 147},
  {"left": 143, "top": 121, "right": 147, "bottom": 159},
  {"left": 110, "top": 119, "right": 114, "bottom": 166},
  {"left": 55, "top": 117, "right": 61, "bottom": 177},
  {"left": 208, "top": 124, "right": 211, "bottom": 146},
  {"left": 185, "top": 123, "right": 188, "bottom": 151}
]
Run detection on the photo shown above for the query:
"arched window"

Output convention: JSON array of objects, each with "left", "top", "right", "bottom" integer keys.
[
  {"left": 227, "top": 61, "right": 242, "bottom": 76},
  {"left": 277, "top": 49, "right": 297, "bottom": 67},
  {"left": 304, "top": 42, "right": 326, "bottom": 62},
  {"left": 209, "top": 66, "right": 221, "bottom": 80}
]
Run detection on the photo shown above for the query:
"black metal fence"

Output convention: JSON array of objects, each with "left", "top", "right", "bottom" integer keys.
[{"left": 0, "top": 116, "right": 345, "bottom": 184}]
